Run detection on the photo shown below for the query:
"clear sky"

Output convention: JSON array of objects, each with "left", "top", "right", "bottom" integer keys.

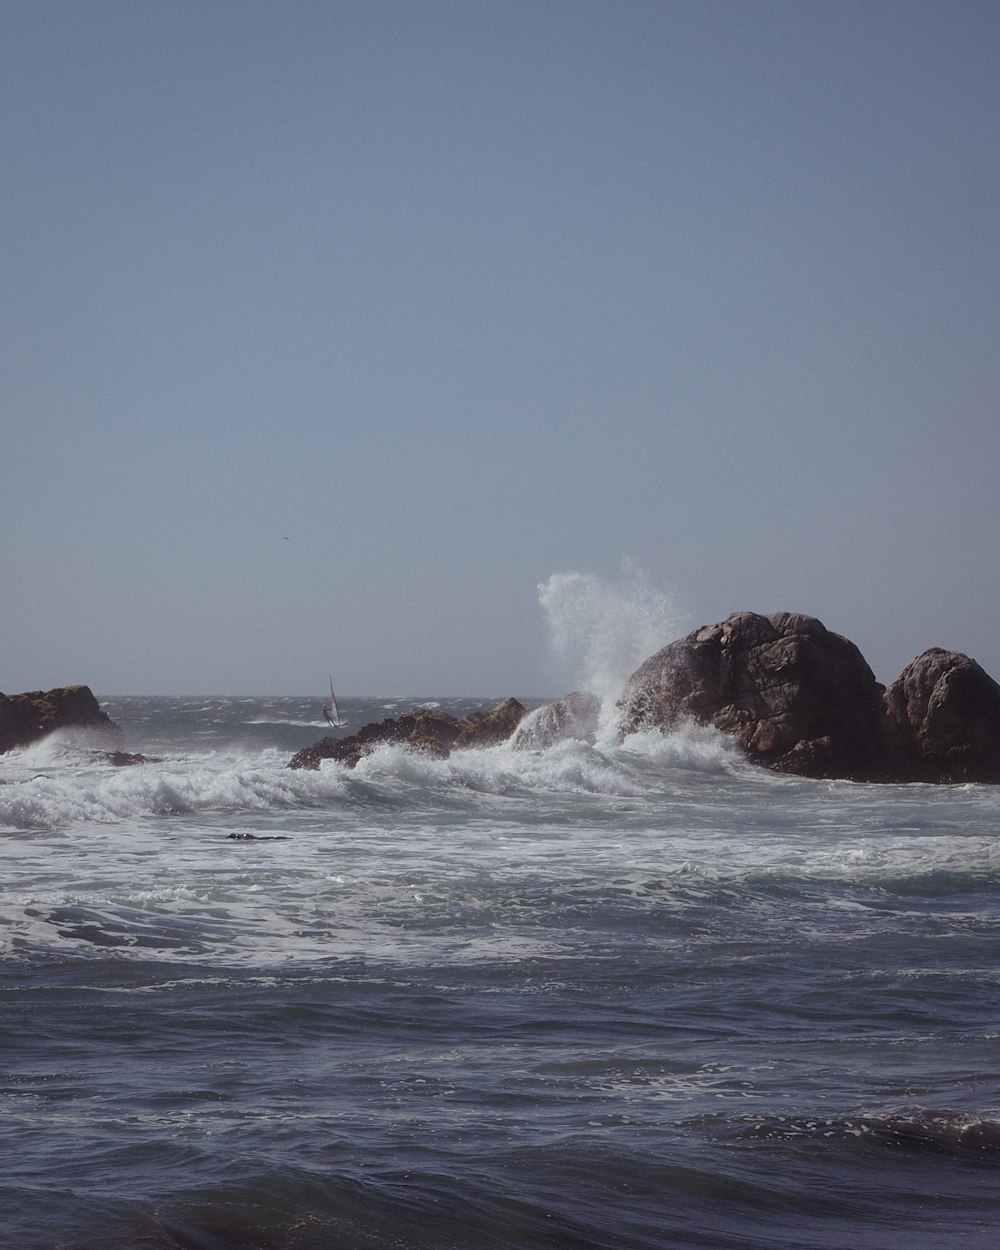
[{"left": 4, "top": 0, "right": 998, "bottom": 697}]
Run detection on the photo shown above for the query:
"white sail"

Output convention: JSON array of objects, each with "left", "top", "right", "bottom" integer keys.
[{"left": 323, "top": 675, "right": 346, "bottom": 727}]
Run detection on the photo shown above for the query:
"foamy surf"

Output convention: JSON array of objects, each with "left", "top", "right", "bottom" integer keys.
[
  {"left": 0, "top": 716, "right": 750, "bottom": 834},
  {"left": 5, "top": 693, "right": 1000, "bottom": 1250}
]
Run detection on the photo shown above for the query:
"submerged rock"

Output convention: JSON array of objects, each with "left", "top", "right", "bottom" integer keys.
[
  {"left": 288, "top": 699, "right": 528, "bottom": 770},
  {"left": 104, "top": 750, "right": 156, "bottom": 766},
  {"left": 227, "top": 832, "right": 290, "bottom": 842},
  {"left": 0, "top": 685, "right": 122, "bottom": 755}
]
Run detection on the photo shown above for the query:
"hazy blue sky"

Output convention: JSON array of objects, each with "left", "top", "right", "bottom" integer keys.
[{"left": 4, "top": 0, "right": 998, "bottom": 696}]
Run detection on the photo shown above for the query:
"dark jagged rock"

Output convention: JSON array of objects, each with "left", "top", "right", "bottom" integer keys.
[
  {"left": 228, "top": 832, "right": 290, "bottom": 841},
  {"left": 453, "top": 697, "right": 529, "bottom": 748},
  {"left": 0, "top": 685, "right": 122, "bottom": 755},
  {"left": 289, "top": 708, "right": 463, "bottom": 771},
  {"left": 618, "top": 612, "right": 889, "bottom": 780},
  {"left": 883, "top": 649, "right": 1000, "bottom": 783},
  {"left": 288, "top": 699, "right": 528, "bottom": 771},
  {"left": 510, "top": 691, "right": 602, "bottom": 749}
]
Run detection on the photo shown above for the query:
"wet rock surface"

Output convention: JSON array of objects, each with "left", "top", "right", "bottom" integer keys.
[
  {"left": 288, "top": 698, "right": 528, "bottom": 771},
  {"left": 0, "top": 685, "right": 121, "bottom": 755},
  {"left": 619, "top": 611, "right": 1000, "bottom": 783},
  {"left": 883, "top": 648, "right": 1000, "bottom": 783}
]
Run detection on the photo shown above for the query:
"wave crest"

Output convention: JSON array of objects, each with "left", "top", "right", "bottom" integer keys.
[{"left": 0, "top": 723, "right": 748, "bottom": 831}]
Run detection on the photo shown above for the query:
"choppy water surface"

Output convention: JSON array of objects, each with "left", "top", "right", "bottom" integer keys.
[{"left": 2, "top": 696, "right": 1000, "bottom": 1248}]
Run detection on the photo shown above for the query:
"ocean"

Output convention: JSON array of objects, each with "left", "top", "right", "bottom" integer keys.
[{"left": 2, "top": 694, "right": 999, "bottom": 1249}]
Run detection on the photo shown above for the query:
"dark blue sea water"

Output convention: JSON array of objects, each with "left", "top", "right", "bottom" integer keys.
[{"left": 2, "top": 696, "right": 999, "bottom": 1248}]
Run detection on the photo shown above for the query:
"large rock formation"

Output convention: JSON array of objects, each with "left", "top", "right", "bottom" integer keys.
[
  {"left": 285, "top": 617, "right": 1000, "bottom": 784},
  {"left": 883, "top": 649, "right": 1000, "bottom": 783},
  {"left": 618, "top": 611, "right": 1000, "bottom": 783},
  {"left": 0, "top": 685, "right": 121, "bottom": 755},
  {"left": 288, "top": 698, "right": 528, "bottom": 770},
  {"left": 618, "top": 612, "right": 888, "bottom": 780}
]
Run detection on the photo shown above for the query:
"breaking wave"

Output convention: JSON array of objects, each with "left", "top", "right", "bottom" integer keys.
[
  {"left": 537, "top": 562, "right": 685, "bottom": 736},
  {"left": 0, "top": 721, "right": 742, "bottom": 833}
]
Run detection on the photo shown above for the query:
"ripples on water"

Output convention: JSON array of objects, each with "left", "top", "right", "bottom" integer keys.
[{"left": 2, "top": 697, "right": 1000, "bottom": 1248}]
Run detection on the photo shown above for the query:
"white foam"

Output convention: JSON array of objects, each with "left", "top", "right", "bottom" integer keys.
[
  {"left": 537, "top": 561, "right": 687, "bottom": 738},
  {"left": 0, "top": 748, "right": 354, "bottom": 832},
  {"left": 617, "top": 722, "right": 747, "bottom": 773},
  {"left": 0, "top": 719, "right": 783, "bottom": 834}
]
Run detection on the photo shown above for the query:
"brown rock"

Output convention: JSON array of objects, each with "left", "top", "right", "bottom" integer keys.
[
  {"left": 883, "top": 649, "right": 1000, "bottom": 783},
  {"left": 454, "top": 697, "right": 528, "bottom": 748},
  {"left": 618, "top": 612, "right": 888, "bottom": 780},
  {"left": 0, "top": 685, "right": 121, "bottom": 755},
  {"left": 288, "top": 699, "right": 527, "bottom": 770}
]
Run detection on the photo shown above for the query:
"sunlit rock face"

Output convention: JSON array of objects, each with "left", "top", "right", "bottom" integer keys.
[
  {"left": 883, "top": 648, "right": 1000, "bottom": 783},
  {"left": 454, "top": 698, "right": 530, "bottom": 749},
  {"left": 618, "top": 612, "right": 888, "bottom": 781},
  {"left": 619, "top": 611, "right": 1000, "bottom": 784}
]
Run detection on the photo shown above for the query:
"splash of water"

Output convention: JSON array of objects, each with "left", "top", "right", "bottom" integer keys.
[{"left": 537, "top": 563, "right": 687, "bottom": 728}]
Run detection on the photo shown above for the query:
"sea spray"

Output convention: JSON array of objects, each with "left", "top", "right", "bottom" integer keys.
[{"left": 537, "top": 562, "right": 686, "bottom": 737}]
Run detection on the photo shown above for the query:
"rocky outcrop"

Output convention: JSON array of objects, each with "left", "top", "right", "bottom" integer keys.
[
  {"left": 618, "top": 612, "right": 889, "bottom": 780},
  {"left": 452, "top": 698, "right": 529, "bottom": 749},
  {"left": 618, "top": 611, "right": 1000, "bottom": 783},
  {"left": 280, "top": 617, "right": 1000, "bottom": 784},
  {"left": 883, "top": 649, "right": 1000, "bottom": 783},
  {"left": 288, "top": 708, "right": 460, "bottom": 771},
  {"left": 0, "top": 685, "right": 121, "bottom": 755},
  {"left": 105, "top": 750, "right": 155, "bottom": 766},
  {"left": 510, "top": 691, "right": 602, "bottom": 749},
  {"left": 288, "top": 699, "right": 528, "bottom": 770}
]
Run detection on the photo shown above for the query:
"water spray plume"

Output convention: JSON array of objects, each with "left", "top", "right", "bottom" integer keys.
[{"left": 537, "top": 562, "right": 687, "bottom": 731}]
